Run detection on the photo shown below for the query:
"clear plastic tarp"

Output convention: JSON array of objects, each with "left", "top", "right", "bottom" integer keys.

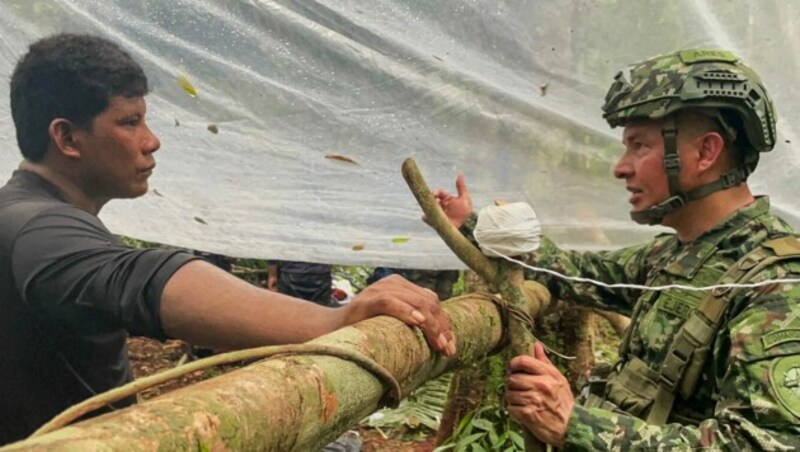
[{"left": 1, "top": 0, "right": 798, "bottom": 269}]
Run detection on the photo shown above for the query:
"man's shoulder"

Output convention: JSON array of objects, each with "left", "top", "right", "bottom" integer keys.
[
  {"left": 724, "top": 233, "right": 800, "bottom": 328},
  {"left": 0, "top": 171, "right": 71, "bottom": 222},
  {"left": 0, "top": 175, "right": 105, "bottom": 249}
]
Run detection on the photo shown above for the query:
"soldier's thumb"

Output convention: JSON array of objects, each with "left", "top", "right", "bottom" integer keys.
[{"left": 533, "top": 342, "right": 552, "bottom": 364}]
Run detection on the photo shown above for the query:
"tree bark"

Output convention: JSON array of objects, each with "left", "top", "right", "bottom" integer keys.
[
  {"left": 436, "top": 271, "right": 493, "bottom": 445},
  {"left": 2, "top": 293, "right": 514, "bottom": 451}
]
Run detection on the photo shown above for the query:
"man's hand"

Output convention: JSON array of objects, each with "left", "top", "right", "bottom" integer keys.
[
  {"left": 266, "top": 275, "right": 278, "bottom": 291},
  {"left": 344, "top": 274, "right": 456, "bottom": 357},
  {"left": 267, "top": 264, "right": 278, "bottom": 291},
  {"left": 505, "top": 342, "right": 574, "bottom": 447},
  {"left": 430, "top": 173, "right": 473, "bottom": 229}
]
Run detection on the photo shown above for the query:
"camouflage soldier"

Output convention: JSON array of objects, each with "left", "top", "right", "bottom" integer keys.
[{"left": 434, "top": 49, "right": 800, "bottom": 449}]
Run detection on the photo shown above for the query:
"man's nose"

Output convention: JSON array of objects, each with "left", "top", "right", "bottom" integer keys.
[
  {"left": 143, "top": 124, "right": 161, "bottom": 154},
  {"left": 613, "top": 154, "right": 631, "bottom": 179}
]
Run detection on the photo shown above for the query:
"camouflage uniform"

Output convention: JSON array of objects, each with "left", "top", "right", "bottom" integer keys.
[{"left": 464, "top": 196, "right": 800, "bottom": 450}]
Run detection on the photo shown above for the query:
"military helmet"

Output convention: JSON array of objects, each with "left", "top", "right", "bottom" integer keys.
[{"left": 602, "top": 49, "right": 777, "bottom": 155}]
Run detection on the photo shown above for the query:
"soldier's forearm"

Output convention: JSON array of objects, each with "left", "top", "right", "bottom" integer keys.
[{"left": 562, "top": 405, "right": 799, "bottom": 451}]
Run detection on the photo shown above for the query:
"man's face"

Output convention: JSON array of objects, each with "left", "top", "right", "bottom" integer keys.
[
  {"left": 613, "top": 120, "right": 671, "bottom": 213},
  {"left": 75, "top": 96, "right": 160, "bottom": 200}
]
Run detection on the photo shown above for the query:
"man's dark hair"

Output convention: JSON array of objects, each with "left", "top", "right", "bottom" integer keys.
[{"left": 10, "top": 33, "right": 149, "bottom": 161}]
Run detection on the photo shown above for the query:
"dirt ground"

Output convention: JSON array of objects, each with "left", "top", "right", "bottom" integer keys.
[{"left": 128, "top": 337, "right": 434, "bottom": 451}]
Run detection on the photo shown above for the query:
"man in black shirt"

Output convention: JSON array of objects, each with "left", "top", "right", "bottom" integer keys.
[{"left": 0, "top": 33, "right": 456, "bottom": 445}]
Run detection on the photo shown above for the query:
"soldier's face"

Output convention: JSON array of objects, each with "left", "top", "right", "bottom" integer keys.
[{"left": 614, "top": 120, "right": 671, "bottom": 213}]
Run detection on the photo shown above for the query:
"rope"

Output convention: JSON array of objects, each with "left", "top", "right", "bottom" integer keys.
[
  {"left": 480, "top": 243, "right": 800, "bottom": 293},
  {"left": 451, "top": 290, "right": 576, "bottom": 361}
]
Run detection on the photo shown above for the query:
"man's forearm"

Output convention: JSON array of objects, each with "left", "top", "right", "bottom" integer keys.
[{"left": 160, "top": 260, "right": 343, "bottom": 350}]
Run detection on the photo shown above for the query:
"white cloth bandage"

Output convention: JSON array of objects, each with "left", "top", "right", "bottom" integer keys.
[{"left": 474, "top": 202, "right": 541, "bottom": 257}]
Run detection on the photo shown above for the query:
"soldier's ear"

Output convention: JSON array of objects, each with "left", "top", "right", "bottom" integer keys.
[{"left": 696, "top": 131, "right": 725, "bottom": 172}]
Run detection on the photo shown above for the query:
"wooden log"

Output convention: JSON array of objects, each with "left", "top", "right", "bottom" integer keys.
[{"left": 2, "top": 293, "right": 506, "bottom": 452}]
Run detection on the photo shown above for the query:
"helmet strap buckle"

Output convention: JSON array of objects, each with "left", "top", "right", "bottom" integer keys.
[{"left": 630, "top": 195, "right": 687, "bottom": 225}]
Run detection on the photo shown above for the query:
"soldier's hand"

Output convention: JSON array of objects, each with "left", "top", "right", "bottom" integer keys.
[
  {"left": 428, "top": 173, "right": 473, "bottom": 228},
  {"left": 505, "top": 342, "right": 573, "bottom": 447},
  {"left": 343, "top": 274, "right": 456, "bottom": 356}
]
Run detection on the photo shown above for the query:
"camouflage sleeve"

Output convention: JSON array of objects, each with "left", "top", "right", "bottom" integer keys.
[
  {"left": 520, "top": 236, "right": 660, "bottom": 317},
  {"left": 563, "top": 268, "right": 800, "bottom": 451},
  {"left": 459, "top": 212, "right": 660, "bottom": 316}
]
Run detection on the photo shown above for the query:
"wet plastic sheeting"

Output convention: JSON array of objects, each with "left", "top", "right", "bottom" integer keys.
[{"left": 0, "top": 1, "right": 798, "bottom": 268}]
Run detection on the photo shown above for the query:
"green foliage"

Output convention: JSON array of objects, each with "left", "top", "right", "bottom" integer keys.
[
  {"left": 332, "top": 265, "right": 372, "bottom": 292},
  {"left": 117, "top": 235, "right": 270, "bottom": 284},
  {"left": 450, "top": 271, "right": 467, "bottom": 298},
  {"left": 117, "top": 235, "right": 162, "bottom": 249},
  {"left": 434, "top": 404, "right": 526, "bottom": 452},
  {"left": 234, "top": 258, "right": 270, "bottom": 271},
  {"left": 436, "top": 355, "right": 525, "bottom": 452},
  {"left": 360, "top": 373, "right": 451, "bottom": 439}
]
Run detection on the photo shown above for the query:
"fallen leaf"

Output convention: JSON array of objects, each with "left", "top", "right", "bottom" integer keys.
[
  {"left": 152, "top": 189, "right": 163, "bottom": 197},
  {"left": 352, "top": 243, "right": 365, "bottom": 251},
  {"left": 392, "top": 237, "right": 410, "bottom": 244},
  {"left": 325, "top": 154, "right": 359, "bottom": 165},
  {"left": 194, "top": 216, "right": 208, "bottom": 225},
  {"left": 177, "top": 74, "right": 198, "bottom": 97},
  {"left": 207, "top": 124, "right": 219, "bottom": 134}
]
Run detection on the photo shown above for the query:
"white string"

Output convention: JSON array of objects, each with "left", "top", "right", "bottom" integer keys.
[{"left": 479, "top": 244, "right": 800, "bottom": 293}]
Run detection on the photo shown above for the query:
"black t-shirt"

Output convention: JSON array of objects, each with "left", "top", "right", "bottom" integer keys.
[{"left": 0, "top": 170, "right": 197, "bottom": 445}]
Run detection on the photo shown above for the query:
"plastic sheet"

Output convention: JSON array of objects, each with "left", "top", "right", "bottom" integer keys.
[{"left": 1, "top": 0, "right": 798, "bottom": 269}]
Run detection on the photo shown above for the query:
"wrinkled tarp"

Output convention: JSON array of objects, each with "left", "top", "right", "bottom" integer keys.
[{"left": 1, "top": 0, "right": 798, "bottom": 269}]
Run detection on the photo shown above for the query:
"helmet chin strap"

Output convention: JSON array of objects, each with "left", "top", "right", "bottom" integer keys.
[{"left": 630, "top": 116, "right": 750, "bottom": 225}]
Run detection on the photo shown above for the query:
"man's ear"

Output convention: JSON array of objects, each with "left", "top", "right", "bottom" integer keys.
[
  {"left": 48, "top": 118, "right": 82, "bottom": 160},
  {"left": 696, "top": 131, "right": 725, "bottom": 172}
]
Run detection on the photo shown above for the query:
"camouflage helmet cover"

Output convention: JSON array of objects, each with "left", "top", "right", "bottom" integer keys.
[{"left": 602, "top": 49, "right": 777, "bottom": 154}]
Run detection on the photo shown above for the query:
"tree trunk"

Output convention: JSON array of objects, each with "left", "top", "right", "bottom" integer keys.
[
  {"left": 3, "top": 293, "right": 516, "bottom": 452},
  {"left": 436, "top": 270, "right": 493, "bottom": 445}
]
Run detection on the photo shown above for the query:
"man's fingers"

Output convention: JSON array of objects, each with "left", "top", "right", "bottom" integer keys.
[
  {"left": 415, "top": 295, "right": 456, "bottom": 355},
  {"left": 378, "top": 276, "right": 456, "bottom": 356},
  {"left": 505, "top": 388, "right": 547, "bottom": 407},
  {"left": 506, "top": 373, "right": 555, "bottom": 392},
  {"left": 455, "top": 173, "right": 468, "bottom": 197},
  {"left": 508, "top": 353, "right": 555, "bottom": 376},
  {"left": 534, "top": 342, "right": 549, "bottom": 363},
  {"left": 507, "top": 343, "right": 562, "bottom": 379},
  {"left": 532, "top": 342, "right": 562, "bottom": 378}
]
